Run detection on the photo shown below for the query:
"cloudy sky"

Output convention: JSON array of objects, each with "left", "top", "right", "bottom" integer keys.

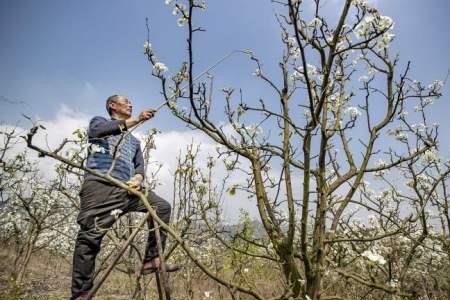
[{"left": 1, "top": 0, "right": 450, "bottom": 220}]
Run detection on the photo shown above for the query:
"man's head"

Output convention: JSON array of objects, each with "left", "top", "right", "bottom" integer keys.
[{"left": 106, "top": 95, "right": 132, "bottom": 119}]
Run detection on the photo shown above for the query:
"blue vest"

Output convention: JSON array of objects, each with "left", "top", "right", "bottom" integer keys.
[{"left": 86, "top": 132, "right": 140, "bottom": 182}]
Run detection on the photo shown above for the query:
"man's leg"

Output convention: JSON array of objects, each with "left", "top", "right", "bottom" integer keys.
[
  {"left": 72, "top": 182, "right": 126, "bottom": 299},
  {"left": 71, "top": 224, "right": 106, "bottom": 299},
  {"left": 126, "top": 190, "right": 177, "bottom": 271}
]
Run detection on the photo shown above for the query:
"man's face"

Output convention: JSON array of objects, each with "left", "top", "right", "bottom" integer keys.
[{"left": 110, "top": 96, "right": 132, "bottom": 119}]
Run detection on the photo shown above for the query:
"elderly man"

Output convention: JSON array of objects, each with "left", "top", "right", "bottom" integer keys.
[{"left": 71, "top": 95, "right": 180, "bottom": 300}]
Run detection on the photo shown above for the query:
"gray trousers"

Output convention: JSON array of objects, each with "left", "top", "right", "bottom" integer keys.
[{"left": 71, "top": 180, "right": 171, "bottom": 299}]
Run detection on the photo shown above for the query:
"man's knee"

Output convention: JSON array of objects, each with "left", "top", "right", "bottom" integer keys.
[
  {"left": 148, "top": 192, "right": 171, "bottom": 215},
  {"left": 75, "top": 227, "right": 104, "bottom": 253}
]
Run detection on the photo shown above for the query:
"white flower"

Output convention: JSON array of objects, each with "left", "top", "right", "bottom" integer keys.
[
  {"left": 245, "top": 124, "right": 262, "bottom": 136},
  {"left": 374, "top": 158, "right": 387, "bottom": 176},
  {"left": 177, "top": 16, "right": 188, "bottom": 27},
  {"left": 287, "top": 36, "right": 296, "bottom": 47},
  {"left": 154, "top": 62, "right": 168, "bottom": 73},
  {"left": 398, "top": 111, "right": 408, "bottom": 118},
  {"left": 375, "top": 158, "right": 386, "bottom": 167},
  {"left": 390, "top": 279, "right": 399, "bottom": 288},
  {"left": 165, "top": 0, "right": 172, "bottom": 5},
  {"left": 231, "top": 122, "right": 242, "bottom": 130},
  {"left": 289, "top": 47, "right": 301, "bottom": 58},
  {"left": 345, "top": 106, "right": 361, "bottom": 118},
  {"left": 361, "top": 250, "right": 386, "bottom": 265},
  {"left": 411, "top": 123, "right": 426, "bottom": 133},
  {"left": 306, "top": 64, "right": 318, "bottom": 76},
  {"left": 422, "top": 97, "right": 434, "bottom": 106},
  {"left": 308, "top": 17, "right": 322, "bottom": 28},
  {"left": 89, "top": 144, "right": 106, "bottom": 154},
  {"left": 368, "top": 66, "right": 378, "bottom": 76},
  {"left": 387, "top": 127, "right": 407, "bottom": 141},
  {"left": 144, "top": 41, "right": 152, "bottom": 51},
  {"left": 358, "top": 75, "right": 369, "bottom": 82},
  {"left": 110, "top": 209, "right": 123, "bottom": 219},
  {"left": 376, "top": 32, "right": 395, "bottom": 49},
  {"left": 168, "top": 101, "right": 177, "bottom": 109},
  {"left": 422, "top": 149, "right": 439, "bottom": 164},
  {"left": 204, "top": 291, "right": 211, "bottom": 298},
  {"left": 172, "top": 3, "right": 186, "bottom": 15},
  {"left": 428, "top": 80, "right": 444, "bottom": 91},
  {"left": 352, "top": 0, "right": 368, "bottom": 7},
  {"left": 198, "top": 1, "right": 207, "bottom": 10},
  {"left": 291, "top": 70, "right": 303, "bottom": 81},
  {"left": 376, "top": 15, "right": 394, "bottom": 32},
  {"left": 243, "top": 268, "right": 249, "bottom": 273},
  {"left": 303, "top": 110, "right": 311, "bottom": 119},
  {"left": 253, "top": 68, "right": 261, "bottom": 76},
  {"left": 354, "top": 16, "right": 373, "bottom": 39}
]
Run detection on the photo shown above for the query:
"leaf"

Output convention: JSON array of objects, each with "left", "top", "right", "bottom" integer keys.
[{"left": 228, "top": 186, "right": 236, "bottom": 196}]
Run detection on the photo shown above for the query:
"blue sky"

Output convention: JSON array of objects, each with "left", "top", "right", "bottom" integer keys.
[{"left": 2, "top": 0, "right": 449, "bottom": 130}]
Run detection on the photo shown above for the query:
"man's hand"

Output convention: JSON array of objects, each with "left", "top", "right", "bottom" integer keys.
[
  {"left": 125, "top": 109, "right": 157, "bottom": 129},
  {"left": 127, "top": 174, "right": 143, "bottom": 191},
  {"left": 138, "top": 109, "right": 156, "bottom": 122}
]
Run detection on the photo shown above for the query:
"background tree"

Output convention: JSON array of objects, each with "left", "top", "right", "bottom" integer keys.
[{"left": 143, "top": 0, "right": 449, "bottom": 298}]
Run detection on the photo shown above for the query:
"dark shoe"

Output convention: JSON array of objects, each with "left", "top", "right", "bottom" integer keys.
[
  {"left": 142, "top": 263, "right": 182, "bottom": 275},
  {"left": 73, "top": 292, "right": 89, "bottom": 300}
]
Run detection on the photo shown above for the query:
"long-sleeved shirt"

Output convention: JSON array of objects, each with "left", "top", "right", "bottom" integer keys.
[{"left": 84, "top": 116, "right": 144, "bottom": 183}]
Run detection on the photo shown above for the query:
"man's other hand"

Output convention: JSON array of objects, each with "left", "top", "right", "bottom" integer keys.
[
  {"left": 127, "top": 174, "right": 143, "bottom": 191},
  {"left": 138, "top": 109, "right": 156, "bottom": 122}
]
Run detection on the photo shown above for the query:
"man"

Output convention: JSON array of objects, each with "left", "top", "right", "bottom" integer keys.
[{"left": 71, "top": 95, "right": 180, "bottom": 300}]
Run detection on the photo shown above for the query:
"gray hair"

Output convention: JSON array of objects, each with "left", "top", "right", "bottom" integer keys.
[{"left": 106, "top": 95, "right": 122, "bottom": 115}]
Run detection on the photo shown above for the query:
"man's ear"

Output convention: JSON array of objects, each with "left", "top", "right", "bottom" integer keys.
[{"left": 109, "top": 102, "right": 116, "bottom": 114}]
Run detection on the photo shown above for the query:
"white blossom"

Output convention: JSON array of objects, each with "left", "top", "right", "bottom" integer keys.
[
  {"left": 352, "top": 0, "right": 368, "bottom": 7},
  {"left": 197, "top": 1, "right": 207, "bottom": 10},
  {"left": 177, "top": 16, "right": 188, "bottom": 27},
  {"left": 411, "top": 123, "right": 426, "bottom": 133},
  {"left": 354, "top": 15, "right": 374, "bottom": 39},
  {"left": 154, "top": 62, "right": 168, "bottom": 73},
  {"left": 253, "top": 68, "right": 261, "bottom": 76},
  {"left": 376, "top": 15, "right": 394, "bottom": 32},
  {"left": 413, "top": 104, "right": 422, "bottom": 112},
  {"left": 143, "top": 41, "right": 152, "bottom": 51},
  {"left": 423, "top": 97, "right": 434, "bottom": 106},
  {"left": 361, "top": 250, "right": 386, "bottom": 265},
  {"left": 308, "top": 17, "right": 322, "bottom": 28},
  {"left": 374, "top": 158, "right": 387, "bottom": 176},
  {"left": 172, "top": 3, "right": 186, "bottom": 15},
  {"left": 398, "top": 111, "right": 408, "bottom": 118},
  {"left": 303, "top": 110, "right": 311, "bottom": 120},
  {"left": 387, "top": 127, "right": 407, "bottom": 141},
  {"left": 376, "top": 32, "right": 395, "bottom": 49},
  {"left": 291, "top": 70, "right": 303, "bottom": 81},
  {"left": 287, "top": 36, "right": 296, "bottom": 47},
  {"left": 428, "top": 80, "right": 444, "bottom": 91},
  {"left": 345, "top": 106, "right": 361, "bottom": 118},
  {"left": 358, "top": 75, "right": 369, "bottom": 82},
  {"left": 422, "top": 149, "right": 439, "bottom": 164},
  {"left": 245, "top": 124, "right": 262, "bottom": 136},
  {"left": 89, "top": 144, "right": 106, "bottom": 154},
  {"left": 111, "top": 209, "right": 123, "bottom": 219}
]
